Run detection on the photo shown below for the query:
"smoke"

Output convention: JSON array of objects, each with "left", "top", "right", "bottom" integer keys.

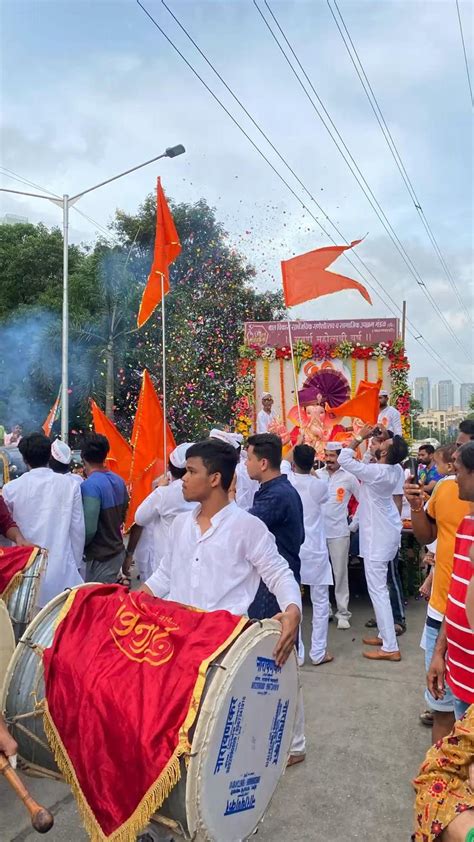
[{"left": 0, "top": 308, "right": 98, "bottom": 433}]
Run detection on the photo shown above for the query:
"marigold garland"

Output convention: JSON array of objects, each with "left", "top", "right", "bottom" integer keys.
[
  {"left": 262, "top": 358, "right": 270, "bottom": 393},
  {"left": 279, "top": 358, "right": 286, "bottom": 424},
  {"left": 364, "top": 359, "right": 369, "bottom": 380},
  {"left": 351, "top": 358, "right": 357, "bottom": 398}
]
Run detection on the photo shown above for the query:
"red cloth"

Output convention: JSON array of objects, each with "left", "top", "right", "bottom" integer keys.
[
  {"left": 0, "top": 496, "right": 16, "bottom": 537},
  {"left": 125, "top": 370, "right": 176, "bottom": 529},
  {"left": 281, "top": 240, "right": 371, "bottom": 307},
  {"left": 90, "top": 399, "right": 132, "bottom": 484},
  {"left": 137, "top": 178, "right": 181, "bottom": 328},
  {"left": 0, "top": 545, "right": 39, "bottom": 598},
  {"left": 445, "top": 514, "right": 474, "bottom": 705},
  {"left": 43, "top": 585, "right": 246, "bottom": 839}
]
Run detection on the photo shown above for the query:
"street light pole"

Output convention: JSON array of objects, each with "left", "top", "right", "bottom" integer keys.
[{"left": 0, "top": 144, "right": 185, "bottom": 442}]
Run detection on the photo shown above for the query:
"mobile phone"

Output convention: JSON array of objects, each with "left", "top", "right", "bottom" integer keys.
[{"left": 408, "top": 456, "right": 419, "bottom": 483}]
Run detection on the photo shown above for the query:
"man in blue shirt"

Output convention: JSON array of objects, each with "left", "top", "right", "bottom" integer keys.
[
  {"left": 246, "top": 433, "right": 306, "bottom": 766},
  {"left": 417, "top": 444, "right": 443, "bottom": 495},
  {"left": 80, "top": 433, "right": 129, "bottom": 584}
]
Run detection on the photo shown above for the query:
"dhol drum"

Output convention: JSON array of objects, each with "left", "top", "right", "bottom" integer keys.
[
  {"left": 5, "top": 548, "right": 48, "bottom": 642},
  {"left": 0, "top": 599, "right": 15, "bottom": 699},
  {"left": 2, "top": 587, "right": 299, "bottom": 840}
]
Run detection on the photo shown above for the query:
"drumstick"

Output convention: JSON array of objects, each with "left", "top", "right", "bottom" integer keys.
[{"left": 0, "top": 752, "right": 54, "bottom": 833}]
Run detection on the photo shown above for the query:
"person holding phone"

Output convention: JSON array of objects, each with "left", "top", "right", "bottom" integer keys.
[{"left": 404, "top": 423, "right": 473, "bottom": 742}]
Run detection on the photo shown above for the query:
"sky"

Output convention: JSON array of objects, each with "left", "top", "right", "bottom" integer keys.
[{"left": 1, "top": 0, "right": 473, "bottom": 400}]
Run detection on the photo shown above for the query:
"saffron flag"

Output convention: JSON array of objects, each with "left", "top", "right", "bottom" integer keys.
[
  {"left": 125, "top": 370, "right": 176, "bottom": 529},
  {"left": 281, "top": 239, "right": 372, "bottom": 307},
  {"left": 42, "top": 391, "right": 61, "bottom": 437},
  {"left": 137, "top": 178, "right": 181, "bottom": 328},
  {"left": 328, "top": 380, "right": 381, "bottom": 425},
  {"left": 90, "top": 399, "right": 132, "bottom": 484},
  {"left": 0, "top": 545, "right": 39, "bottom": 600},
  {"left": 43, "top": 585, "right": 246, "bottom": 841}
]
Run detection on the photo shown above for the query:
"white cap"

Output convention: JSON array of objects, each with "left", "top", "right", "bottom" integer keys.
[
  {"left": 169, "top": 442, "right": 194, "bottom": 469},
  {"left": 379, "top": 389, "right": 389, "bottom": 397},
  {"left": 51, "top": 439, "right": 72, "bottom": 465},
  {"left": 324, "top": 441, "right": 343, "bottom": 452},
  {"left": 209, "top": 429, "right": 241, "bottom": 449},
  {"left": 262, "top": 392, "right": 272, "bottom": 399}
]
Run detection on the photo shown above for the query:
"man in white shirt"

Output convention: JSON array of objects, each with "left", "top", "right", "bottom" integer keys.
[
  {"left": 256, "top": 393, "right": 277, "bottom": 434},
  {"left": 2, "top": 432, "right": 84, "bottom": 609},
  {"left": 377, "top": 390, "right": 402, "bottom": 437},
  {"left": 141, "top": 438, "right": 302, "bottom": 667},
  {"left": 128, "top": 442, "right": 196, "bottom": 581},
  {"left": 316, "top": 442, "right": 360, "bottom": 630},
  {"left": 337, "top": 426, "right": 408, "bottom": 660},
  {"left": 49, "top": 439, "right": 83, "bottom": 485},
  {"left": 286, "top": 444, "right": 334, "bottom": 665}
]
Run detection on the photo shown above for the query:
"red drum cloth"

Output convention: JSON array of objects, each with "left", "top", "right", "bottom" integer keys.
[
  {"left": 43, "top": 585, "right": 247, "bottom": 841},
  {"left": 0, "top": 545, "right": 39, "bottom": 599}
]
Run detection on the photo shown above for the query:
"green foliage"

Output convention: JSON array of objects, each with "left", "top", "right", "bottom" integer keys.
[
  {"left": 0, "top": 196, "right": 284, "bottom": 440},
  {"left": 469, "top": 394, "right": 474, "bottom": 412}
]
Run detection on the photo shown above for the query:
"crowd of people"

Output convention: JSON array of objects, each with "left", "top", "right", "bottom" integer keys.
[{"left": 0, "top": 391, "right": 473, "bottom": 841}]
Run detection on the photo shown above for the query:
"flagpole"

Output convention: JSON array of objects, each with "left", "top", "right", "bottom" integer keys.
[
  {"left": 287, "top": 315, "right": 302, "bottom": 428},
  {"left": 160, "top": 274, "right": 167, "bottom": 475}
]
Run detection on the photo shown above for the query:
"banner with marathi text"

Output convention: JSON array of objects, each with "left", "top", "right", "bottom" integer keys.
[
  {"left": 43, "top": 585, "right": 247, "bottom": 841},
  {"left": 0, "top": 545, "right": 39, "bottom": 600}
]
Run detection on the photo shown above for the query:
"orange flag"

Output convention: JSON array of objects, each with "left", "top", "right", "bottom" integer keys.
[
  {"left": 42, "top": 391, "right": 61, "bottom": 437},
  {"left": 137, "top": 178, "right": 181, "bottom": 328},
  {"left": 328, "top": 381, "right": 381, "bottom": 425},
  {"left": 90, "top": 400, "right": 132, "bottom": 484},
  {"left": 125, "top": 370, "right": 176, "bottom": 529},
  {"left": 281, "top": 239, "right": 372, "bottom": 307}
]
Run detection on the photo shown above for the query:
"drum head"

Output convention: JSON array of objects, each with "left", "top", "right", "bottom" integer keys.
[
  {"left": 0, "top": 600, "right": 15, "bottom": 697},
  {"left": 186, "top": 619, "right": 298, "bottom": 841}
]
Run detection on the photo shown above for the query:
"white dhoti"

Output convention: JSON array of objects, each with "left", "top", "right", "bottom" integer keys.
[
  {"left": 327, "top": 536, "right": 351, "bottom": 620},
  {"left": 364, "top": 558, "right": 399, "bottom": 653}
]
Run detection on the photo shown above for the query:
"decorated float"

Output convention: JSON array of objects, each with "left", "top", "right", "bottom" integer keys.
[{"left": 234, "top": 318, "right": 411, "bottom": 454}]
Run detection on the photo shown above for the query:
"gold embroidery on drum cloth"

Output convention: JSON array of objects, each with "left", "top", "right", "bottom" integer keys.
[
  {"left": 110, "top": 603, "right": 178, "bottom": 667},
  {"left": 0, "top": 546, "right": 41, "bottom": 601},
  {"left": 42, "top": 595, "right": 249, "bottom": 842}
]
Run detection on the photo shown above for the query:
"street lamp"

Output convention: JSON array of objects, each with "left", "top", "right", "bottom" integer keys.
[{"left": 0, "top": 144, "right": 185, "bottom": 442}]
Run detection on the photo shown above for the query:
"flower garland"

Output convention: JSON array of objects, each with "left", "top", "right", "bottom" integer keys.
[
  {"left": 235, "top": 338, "right": 411, "bottom": 438},
  {"left": 279, "top": 358, "right": 286, "bottom": 423},
  {"left": 351, "top": 358, "right": 357, "bottom": 398}
]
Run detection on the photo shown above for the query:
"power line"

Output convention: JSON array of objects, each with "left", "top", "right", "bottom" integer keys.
[
  {"left": 136, "top": 0, "right": 463, "bottom": 384},
  {"left": 255, "top": 0, "right": 471, "bottom": 360},
  {"left": 456, "top": 0, "right": 474, "bottom": 107},
  {"left": 327, "top": 0, "right": 472, "bottom": 327}
]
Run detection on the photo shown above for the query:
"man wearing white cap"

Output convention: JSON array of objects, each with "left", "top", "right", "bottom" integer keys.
[
  {"left": 128, "top": 443, "right": 197, "bottom": 580},
  {"left": 257, "top": 393, "right": 276, "bottom": 434},
  {"left": 210, "top": 429, "right": 259, "bottom": 510},
  {"left": 50, "top": 439, "right": 83, "bottom": 485},
  {"left": 378, "top": 390, "right": 402, "bottom": 437},
  {"left": 316, "top": 441, "right": 360, "bottom": 630}
]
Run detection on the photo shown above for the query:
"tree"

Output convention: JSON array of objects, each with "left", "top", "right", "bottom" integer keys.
[
  {"left": 469, "top": 394, "right": 474, "bottom": 412},
  {"left": 111, "top": 195, "right": 284, "bottom": 439}
]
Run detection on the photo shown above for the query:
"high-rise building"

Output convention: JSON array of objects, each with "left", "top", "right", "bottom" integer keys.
[
  {"left": 438, "top": 380, "right": 454, "bottom": 411},
  {"left": 414, "top": 377, "right": 430, "bottom": 411},
  {"left": 460, "top": 383, "right": 474, "bottom": 411},
  {"left": 431, "top": 384, "right": 438, "bottom": 411},
  {"left": 1, "top": 213, "right": 28, "bottom": 225}
]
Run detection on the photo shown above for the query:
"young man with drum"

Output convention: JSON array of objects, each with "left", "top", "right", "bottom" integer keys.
[{"left": 141, "top": 438, "right": 301, "bottom": 668}]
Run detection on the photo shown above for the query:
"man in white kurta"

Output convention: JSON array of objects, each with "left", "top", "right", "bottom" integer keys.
[
  {"left": 316, "top": 442, "right": 360, "bottom": 629},
  {"left": 133, "top": 443, "right": 196, "bottom": 581},
  {"left": 337, "top": 426, "right": 407, "bottom": 660},
  {"left": 256, "top": 393, "right": 277, "bottom": 434},
  {"left": 142, "top": 439, "right": 301, "bottom": 659},
  {"left": 284, "top": 445, "right": 334, "bottom": 666},
  {"left": 377, "top": 389, "right": 402, "bottom": 436},
  {"left": 2, "top": 433, "right": 84, "bottom": 609}
]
